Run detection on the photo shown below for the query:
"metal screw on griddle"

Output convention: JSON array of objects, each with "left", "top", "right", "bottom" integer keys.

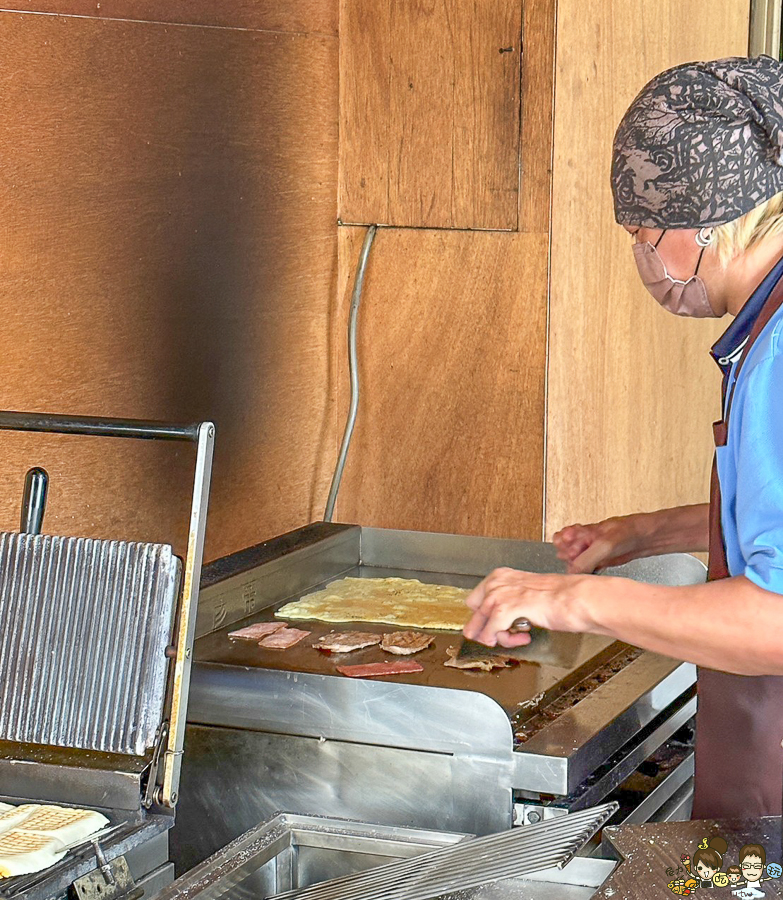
[
  {"left": 92, "top": 840, "right": 115, "bottom": 885},
  {"left": 527, "top": 810, "right": 542, "bottom": 824}
]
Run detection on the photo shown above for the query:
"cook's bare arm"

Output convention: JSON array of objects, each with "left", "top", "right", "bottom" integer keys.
[
  {"left": 463, "top": 568, "right": 783, "bottom": 676},
  {"left": 553, "top": 504, "right": 710, "bottom": 573}
]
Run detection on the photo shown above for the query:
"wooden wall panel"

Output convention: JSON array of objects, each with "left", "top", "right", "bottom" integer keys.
[
  {"left": 519, "top": 0, "right": 556, "bottom": 232},
  {"left": 0, "top": 2, "right": 337, "bottom": 35},
  {"left": 339, "top": 0, "right": 522, "bottom": 231},
  {"left": 545, "top": 1, "right": 750, "bottom": 536},
  {"left": 333, "top": 227, "right": 548, "bottom": 540},
  {"left": 0, "top": 12, "right": 339, "bottom": 561}
]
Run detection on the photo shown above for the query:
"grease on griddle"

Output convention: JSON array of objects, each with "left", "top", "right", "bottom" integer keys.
[{"left": 513, "top": 646, "right": 643, "bottom": 744}]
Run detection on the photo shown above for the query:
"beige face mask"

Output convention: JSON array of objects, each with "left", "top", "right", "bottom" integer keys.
[{"left": 632, "top": 229, "right": 718, "bottom": 318}]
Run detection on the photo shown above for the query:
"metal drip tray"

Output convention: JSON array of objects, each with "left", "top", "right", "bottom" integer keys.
[
  {"left": 451, "top": 858, "right": 618, "bottom": 900},
  {"left": 157, "top": 813, "right": 619, "bottom": 900},
  {"left": 157, "top": 814, "right": 468, "bottom": 900}
]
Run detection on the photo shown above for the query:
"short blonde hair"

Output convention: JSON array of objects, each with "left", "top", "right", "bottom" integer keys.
[{"left": 713, "top": 191, "right": 783, "bottom": 267}]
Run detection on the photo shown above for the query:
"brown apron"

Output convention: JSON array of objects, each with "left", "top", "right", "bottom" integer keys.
[{"left": 691, "top": 276, "right": 783, "bottom": 819}]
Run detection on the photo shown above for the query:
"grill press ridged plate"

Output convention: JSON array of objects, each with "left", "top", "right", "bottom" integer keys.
[
  {"left": 273, "top": 803, "right": 618, "bottom": 900},
  {"left": 0, "top": 532, "right": 180, "bottom": 756}
]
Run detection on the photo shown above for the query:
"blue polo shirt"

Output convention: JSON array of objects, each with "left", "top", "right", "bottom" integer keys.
[{"left": 711, "top": 253, "right": 783, "bottom": 593}]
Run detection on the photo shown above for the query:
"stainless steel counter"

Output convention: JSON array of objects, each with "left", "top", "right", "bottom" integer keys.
[{"left": 598, "top": 816, "right": 783, "bottom": 898}]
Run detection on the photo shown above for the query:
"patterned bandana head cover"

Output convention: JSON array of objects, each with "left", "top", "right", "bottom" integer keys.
[{"left": 612, "top": 55, "right": 783, "bottom": 228}]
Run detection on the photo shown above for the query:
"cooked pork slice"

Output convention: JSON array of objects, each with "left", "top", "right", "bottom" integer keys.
[
  {"left": 228, "top": 622, "right": 286, "bottom": 641},
  {"left": 443, "top": 646, "right": 518, "bottom": 671},
  {"left": 313, "top": 632, "right": 382, "bottom": 653},
  {"left": 258, "top": 627, "right": 311, "bottom": 649},
  {"left": 336, "top": 661, "right": 424, "bottom": 678},
  {"left": 380, "top": 631, "right": 434, "bottom": 655}
]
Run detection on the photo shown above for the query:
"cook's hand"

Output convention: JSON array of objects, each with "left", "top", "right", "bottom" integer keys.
[
  {"left": 463, "top": 567, "right": 595, "bottom": 648},
  {"left": 553, "top": 515, "right": 645, "bottom": 574}
]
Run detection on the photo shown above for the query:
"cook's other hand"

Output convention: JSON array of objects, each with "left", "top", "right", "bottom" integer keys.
[
  {"left": 553, "top": 516, "right": 645, "bottom": 573},
  {"left": 463, "top": 568, "right": 594, "bottom": 648},
  {"left": 553, "top": 504, "right": 711, "bottom": 574}
]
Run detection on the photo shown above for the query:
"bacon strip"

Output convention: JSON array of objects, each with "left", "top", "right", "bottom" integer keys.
[{"left": 336, "top": 661, "right": 424, "bottom": 678}]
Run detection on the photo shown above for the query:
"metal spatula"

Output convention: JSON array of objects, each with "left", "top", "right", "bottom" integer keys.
[{"left": 456, "top": 617, "right": 532, "bottom": 661}]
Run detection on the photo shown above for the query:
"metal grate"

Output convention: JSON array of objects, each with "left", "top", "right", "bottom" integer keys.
[
  {"left": 0, "top": 532, "right": 180, "bottom": 756},
  {"left": 273, "top": 803, "right": 618, "bottom": 900}
]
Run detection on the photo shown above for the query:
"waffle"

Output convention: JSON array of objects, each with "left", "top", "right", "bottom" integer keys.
[
  {"left": 0, "top": 830, "right": 66, "bottom": 878},
  {"left": 0, "top": 804, "right": 109, "bottom": 879},
  {"left": 20, "top": 806, "right": 108, "bottom": 847},
  {"left": 0, "top": 805, "right": 39, "bottom": 835}
]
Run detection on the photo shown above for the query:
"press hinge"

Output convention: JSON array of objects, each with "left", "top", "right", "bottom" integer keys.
[{"left": 142, "top": 721, "right": 169, "bottom": 810}]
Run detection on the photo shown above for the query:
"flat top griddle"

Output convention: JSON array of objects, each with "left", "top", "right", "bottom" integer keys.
[
  {"left": 194, "top": 563, "right": 623, "bottom": 718},
  {"left": 182, "top": 527, "right": 705, "bottom": 850}
]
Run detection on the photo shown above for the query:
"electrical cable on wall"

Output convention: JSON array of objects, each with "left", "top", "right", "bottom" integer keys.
[{"left": 324, "top": 225, "right": 378, "bottom": 522}]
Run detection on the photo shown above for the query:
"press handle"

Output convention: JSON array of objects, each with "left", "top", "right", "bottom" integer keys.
[{"left": 21, "top": 466, "right": 48, "bottom": 535}]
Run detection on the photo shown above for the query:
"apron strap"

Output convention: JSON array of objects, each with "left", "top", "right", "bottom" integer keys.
[{"left": 708, "top": 274, "right": 783, "bottom": 580}]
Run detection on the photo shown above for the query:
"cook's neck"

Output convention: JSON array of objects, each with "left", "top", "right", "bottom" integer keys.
[{"left": 719, "top": 233, "right": 783, "bottom": 317}]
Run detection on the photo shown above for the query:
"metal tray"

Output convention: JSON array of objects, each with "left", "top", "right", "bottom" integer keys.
[
  {"left": 157, "top": 814, "right": 468, "bottom": 900},
  {"left": 158, "top": 812, "right": 619, "bottom": 900}
]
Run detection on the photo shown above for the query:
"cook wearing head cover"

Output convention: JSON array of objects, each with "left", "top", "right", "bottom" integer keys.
[{"left": 462, "top": 55, "right": 783, "bottom": 819}]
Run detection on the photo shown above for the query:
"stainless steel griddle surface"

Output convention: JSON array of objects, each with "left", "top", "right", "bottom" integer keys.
[{"left": 194, "top": 565, "right": 623, "bottom": 717}]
